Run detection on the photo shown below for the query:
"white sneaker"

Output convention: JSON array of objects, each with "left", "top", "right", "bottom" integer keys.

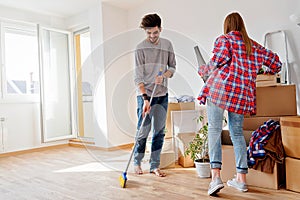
[
  {"left": 227, "top": 178, "right": 248, "bottom": 192},
  {"left": 208, "top": 177, "right": 224, "bottom": 195}
]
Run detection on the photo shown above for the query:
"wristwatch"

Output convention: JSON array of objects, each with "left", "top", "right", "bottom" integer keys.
[{"left": 142, "top": 93, "right": 150, "bottom": 101}]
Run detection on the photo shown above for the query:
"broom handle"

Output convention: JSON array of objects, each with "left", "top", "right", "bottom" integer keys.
[{"left": 125, "top": 69, "right": 163, "bottom": 172}]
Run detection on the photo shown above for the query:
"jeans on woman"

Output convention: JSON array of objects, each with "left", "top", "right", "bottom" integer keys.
[
  {"left": 207, "top": 100, "right": 248, "bottom": 174},
  {"left": 134, "top": 94, "right": 168, "bottom": 171}
]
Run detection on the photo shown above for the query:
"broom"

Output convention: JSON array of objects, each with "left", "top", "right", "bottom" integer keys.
[{"left": 119, "top": 69, "right": 163, "bottom": 188}]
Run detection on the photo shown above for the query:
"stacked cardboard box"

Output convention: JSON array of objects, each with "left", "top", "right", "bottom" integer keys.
[
  {"left": 281, "top": 116, "right": 300, "bottom": 193},
  {"left": 221, "top": 84, "right": 297, "bottom": 189},
  {"left": 171, "top": 109, "right": 200, "bottom": 168},
  {"left": 177, "top": 133, "right": 195, "bottom": 167},
  {"left": 221, "top": 145, "right": 285, "bottom": 189},
  {"left": 161, "top": 138, "right": 176, "bottom": 169},
  {"left": 160, "top": 150, "right": 176, "bottom": 169},
  {"left": 165, "top": 102, "right": 195, "bottom": 138},
  {"left": 256, "top": 74, "right": 281, "bottom": 87},
  {"left": 145, "top": 138, "right": 176, "bottom": 169},
  {"left": 255, "top": 85, "right": 296, "bottom": 116},
  {"left": 157, "top": 102, "right": 195, "bottom": 169}
]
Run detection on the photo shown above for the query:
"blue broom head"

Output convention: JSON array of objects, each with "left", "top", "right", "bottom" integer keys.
[
  {"left": 119, "top": 172, "right": 127, "bottom": 188},
  {"left": 122, "top": 172, "right": 127, "bottom": 180}
]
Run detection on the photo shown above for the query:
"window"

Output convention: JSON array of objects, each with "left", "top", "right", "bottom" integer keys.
[
  {"left": 0, "top": 21, "right": 77, "bottom": 141},
  {"left": 2, "top": 23, "right": 39, "bottom": 96}
]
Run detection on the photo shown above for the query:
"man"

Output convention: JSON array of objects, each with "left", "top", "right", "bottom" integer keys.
[{"left": 133, "top": 13, "right": 176, "bottom": 177}]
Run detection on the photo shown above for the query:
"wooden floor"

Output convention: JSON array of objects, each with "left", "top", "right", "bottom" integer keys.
[{"left": 0, "top": 145, "right": 300, "bottom": 200}]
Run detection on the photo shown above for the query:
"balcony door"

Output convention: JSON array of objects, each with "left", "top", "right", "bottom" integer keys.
[{"left": 39, "top": 26, "right": 77, "bottom": 142}]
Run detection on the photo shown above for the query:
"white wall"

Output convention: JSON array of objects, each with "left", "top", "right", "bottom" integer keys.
[
  {"left": 0, "top": 104, "right": 40, "bottom": 152},
  {"left": 102, "top": 3, "right": 136, "bottom": 147},
  {"left": 87, "top": 3, "right": 110, "bottom": 147},
  {"left": 0, "top": 103, "right": 67, "bottom": 152}
]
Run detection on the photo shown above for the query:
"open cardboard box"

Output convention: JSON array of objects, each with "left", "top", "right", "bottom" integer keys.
[
  {"left": 178, "top": 151, "right": 194, "bottom": 168},
  {"left": 256, "top": 74, "right": 281, "bottom": 87},
  {"left": 176, "top": 133, "right": 195, "bottom": 167},
  {"left": 165, "top": 102, "right": 195, "bottom": 138}
]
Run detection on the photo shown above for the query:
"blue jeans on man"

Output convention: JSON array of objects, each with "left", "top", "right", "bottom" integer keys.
[{"left": 134, "top": 94, "right": 168, "bottom": 171}]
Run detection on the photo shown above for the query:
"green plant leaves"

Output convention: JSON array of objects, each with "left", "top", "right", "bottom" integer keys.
[{"left": 184, "top": 116, "right": 209, "bottom": 162}]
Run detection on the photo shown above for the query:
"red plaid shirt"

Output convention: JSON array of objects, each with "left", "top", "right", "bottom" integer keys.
[{"left": 198, "top": 31, "right": 282, "bottom": 114}]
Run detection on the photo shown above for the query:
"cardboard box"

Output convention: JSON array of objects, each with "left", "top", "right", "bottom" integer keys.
[
  {"left": 256, "top": 74, "right": 281, "bottom": 87},
  {"left": 286, "top": 157, "right": 300, "bottom": 192},
  {"left": 243, "top": 116, "right": 281, "bottom": 130},
  {"left": 281, "top": 116, "right": 300, "bottom": 159},
  {"left": 177, "top": 133, "right": 195, "bottom": 155},
  {"left": 221, "top": 129, "right": 253, "bottom": 146},
  {"left": 256, "top": 81, "right": 281, "bottom": 87},
  {"left": 221, "top": 145, "right": 285, "bottom": 189},
  {"left": 165, "top": 102, "right": 195, "bottom": 138},
  {"left": 178, "top": 153, "right": 194, "bottom": 168},
  {"left": 160, "top": 151, "right": 176, "bottom": 169},
  {"left": 255, "top": 85, "right": 297, "bottom": 117},
  {"left": 176, "top": 132, "right": 195, "bottom": 167},
  {"left": 144, "top": 150, "right": 175, "bottom": 169},
  {"left": 162, "top": 138, "right": 173, "bottom": 152},
  {"left": 256, "top": 74, "right": 279, "bottom": 82}
]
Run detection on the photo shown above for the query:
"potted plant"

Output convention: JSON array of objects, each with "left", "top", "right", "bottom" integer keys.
[{"left": 184, "top": 115, "right": 211, "bottom": 178}]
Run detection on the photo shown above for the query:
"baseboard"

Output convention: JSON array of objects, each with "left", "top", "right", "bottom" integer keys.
[
  {"left": 0, "top": 142, "right": 134, "bottom": 158},
  {"left": 0, "top": 144, "right": 69, "bottom": 158}
]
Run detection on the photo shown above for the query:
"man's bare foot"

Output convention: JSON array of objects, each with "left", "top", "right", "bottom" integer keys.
[
  {"left": 150, "top": 168, "right": 166, "bottom": 177},
  {"left": 134, "top": 165, "right": 143, "bottom": 175}
]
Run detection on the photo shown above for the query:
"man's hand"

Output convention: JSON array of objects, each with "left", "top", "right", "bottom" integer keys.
[
  {"left": 163, "top": 70, "right": 172, "bottom": 78},
  {"left": 143, "top": 100, "right": 150, "bottom": 117},
  {"left": 155, "top": 75, "right": 163, "bottom": 85}
]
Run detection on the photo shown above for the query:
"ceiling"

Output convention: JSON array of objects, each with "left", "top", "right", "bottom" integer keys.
[
  {"left": 0, "top": 0, "right": 146, "bottom": 18},
  {"left": 102, "top": 0, "right": 145, "bottom": 10}
]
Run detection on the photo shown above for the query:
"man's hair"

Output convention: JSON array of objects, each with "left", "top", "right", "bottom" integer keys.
[
  {"left": 140, "top": 13, "right": 161, "bottom": 29},
  {"left": 223, "top": 12, "right": 252, "bottom": 56}
]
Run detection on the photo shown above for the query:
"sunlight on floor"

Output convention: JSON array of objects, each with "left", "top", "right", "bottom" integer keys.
[{"left": 54, "top": 162, "right": 114, "bottom": 173}]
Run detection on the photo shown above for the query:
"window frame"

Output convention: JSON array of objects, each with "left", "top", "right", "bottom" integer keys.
[
  {"left": 38, "top": 25, "right": 77, "bottom": 142},
  {"left": 0, "top": 21, "right": 40, "bottom": 103}
]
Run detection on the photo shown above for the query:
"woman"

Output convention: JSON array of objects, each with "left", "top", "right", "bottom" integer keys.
[{"left": 197, "top": 12, "right": 282, "bottom": 195}]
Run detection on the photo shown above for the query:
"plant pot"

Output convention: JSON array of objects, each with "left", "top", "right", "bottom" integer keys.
[{"left": 194, "top": 160, "right": 211, "bottom": 178}]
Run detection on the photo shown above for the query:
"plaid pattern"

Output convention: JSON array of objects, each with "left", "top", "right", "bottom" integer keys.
[
  {"left": 198, "top": 31, "right": 282, "bottom": 114},
  {"left": 247, "top": 119, "right": 280, "bottom": 167}
]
